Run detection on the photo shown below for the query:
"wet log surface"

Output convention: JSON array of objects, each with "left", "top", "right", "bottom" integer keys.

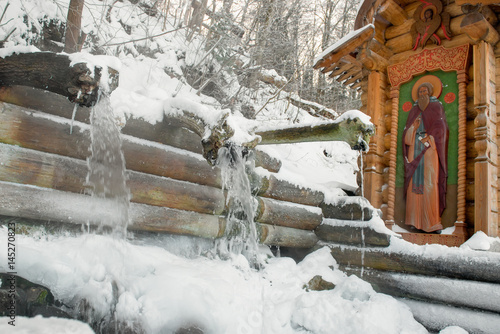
[
  {"left": 0, "top": 181, "right": 224, "bottom": 239},
  {"left": 0, "top": 143, "right": 225, "bottom": 215},
  {"left": 0, "top": 101, "right": 222, "bottom": 188}
]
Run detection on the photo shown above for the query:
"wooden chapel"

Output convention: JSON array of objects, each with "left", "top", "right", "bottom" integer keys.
[{"left": 314, "top": 0, "right": 500, "bottom": 245}]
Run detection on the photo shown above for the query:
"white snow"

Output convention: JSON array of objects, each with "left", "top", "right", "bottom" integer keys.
[
  {"left": 313, "top": 24, "right": 375, "bottom": 66},
  {"left": 0, "top": 315, "right": 94, "bottom": 334},
  {"left": 0, "top": 1, "right": 493, "bottom": 333},
  {"left": 0, "top": 230, "right": 428, "bottom": 334}
]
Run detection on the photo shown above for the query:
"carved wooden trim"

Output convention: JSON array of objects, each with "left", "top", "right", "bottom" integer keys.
[
  {"left": 456, "top": 73, "right": 468, "bottom": 224},
  {"left": 386, "top": 87, "right": 399, "bottom": 227},
  {"left": 387, "top": 45, "right": 470, "bottom": 88}
]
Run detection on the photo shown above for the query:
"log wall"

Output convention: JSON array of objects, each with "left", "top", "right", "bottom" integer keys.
[{"left": 0, "top": 89, "right": 376, "bottom": 249}]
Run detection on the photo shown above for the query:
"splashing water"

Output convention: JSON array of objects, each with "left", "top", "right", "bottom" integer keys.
[
  {"left": 216, "top": 144, "right": 260, "bottom": 266},
  {"left": 85, "top": 94, "right": 130, "bottom": 238}
]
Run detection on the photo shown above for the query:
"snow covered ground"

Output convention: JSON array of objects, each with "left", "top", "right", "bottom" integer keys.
[{"left": 1, "top": 1, "right": 500, "bottom": 333}]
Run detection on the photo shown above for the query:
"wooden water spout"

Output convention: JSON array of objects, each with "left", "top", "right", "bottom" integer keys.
[
  {"left": 164, "top": 103, "right": 374, "bottom": 165},
  {"left": 255, "top": 117, "right": 374, "bottom": 151}
]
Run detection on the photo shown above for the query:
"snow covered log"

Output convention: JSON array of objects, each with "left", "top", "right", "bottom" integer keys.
[
  {"left": 326, "top": 243, "right": 500, "bottom": 284},
  {"left": 255, "top": 116, "right": 374, "bottom": 151},
  {"left": 0, "top": 143, "right": 226, "bottom": 215},
  {"left": 344, "top": 267, "right": 500, "bottom": 314},
  {"left": 0, "top": 52, "right": 118, "bottom": 107},
  {"left": 315, "top": 222, "right": 391, "bottom": 247},
  {"left": 252, "top": 173, "right": 325, "bottom": 207},
  {"left": 320, "top": 196, "right": 374, "bottom": 221}
]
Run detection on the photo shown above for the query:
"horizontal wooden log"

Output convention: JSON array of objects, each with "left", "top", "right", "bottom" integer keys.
[
  {"left": 128, "top": 203, "right": 225, "bottom": 238},
  {"left": 0, "top": 143, "right": 225, "bottom": 215},
  {"left": 378, "top": 0, "right": 408, "bottom": 26},
  {"left": 320, "top": 196, "right": 373, "bottom": 221},
  {"left": 0, "top": 101, "right": 222, "bottom": 188},
  {"left": 325, "top": 243, "right": 500, "bottom": 284},
  {"left": 0, "top": 180, "right": 319, "bottom": 247},
  {"left": 256, "top": 117, "right": 374, "bottom": 151},
  {"left": 344, "top": 267, "right": 500, "bottom": 314},
  {"left": 256, "top": 174, "right": 325, "bottom": 206},
  {"left": 0, "top": 86, "right": 91, "bottom": 123},
  {"left": 0, "top": 180, "right": 224, "bottom": 239},
  {"left": 400, "top": 298, "right": 500, "bottom": 334},
  {"left": 0, "top": 89, "right": 280, "bottom": 172},
  {"left": 0, "top": 52, "right": 117, "bottom": 107},
  {"left": 315, "top": 221, "right": 391, "bottom": 247},
  {"left": 0, "top": 181, "right": 223, "bottom": 238},
  {"left": 257, "top": 223, "right": 318, "bottom": 248},
  {"left": 255, "top": 197, "right": 323, "bottom": 230}
]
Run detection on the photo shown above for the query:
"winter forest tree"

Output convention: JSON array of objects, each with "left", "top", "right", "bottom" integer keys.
[{"left": 2, "top": 0, "right": 361, "bottom": 118}]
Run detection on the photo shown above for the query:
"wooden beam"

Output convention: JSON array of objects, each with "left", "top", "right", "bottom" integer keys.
[
  {"left": 256, "top": 174, "right": 325, "bottom": 207},
  {"left": 0, "top": 52, "right": 118, "bottom": 107},
  {"left": 255, "top": 116, "right": 374, "bottom": 151},
  {"left": 0, "top": 91, "right": 280, "bottom": 173},
  {"left": 377, "top": 0, "right": 408, "bottom": 26},
  {"left": 329, "top": 62, "right": 355, "bottom": 77},
  {"left": 461, "top": 11, "right": 500, "bottom": 44},
  {"left": 336, "top": 66, "right": 359, "bottom": 82},
  {"left": 343, "top": 72, "right": 363, "bottom": 86},
  {"left": 341, "top": 54, "right": 363, "bottom": 68}
]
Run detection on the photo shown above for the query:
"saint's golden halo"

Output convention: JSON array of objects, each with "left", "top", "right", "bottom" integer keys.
[{"left": 411, "top": 74, "right": 443, "bottom": 102}]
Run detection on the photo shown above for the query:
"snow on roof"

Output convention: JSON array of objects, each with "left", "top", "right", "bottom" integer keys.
[{"left": 313, "top": 24, "right": 374, "bottom": 67}]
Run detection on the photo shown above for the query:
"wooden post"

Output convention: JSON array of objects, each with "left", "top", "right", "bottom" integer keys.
[
  {"left": 473, "top": 41, "right": 495, "bottom": 236},
  {"left": 385, "top": 87, "right": 400, "bottom": 229},
  {"left": 363, "top": 71, "right": 385, "bottom": 208}
]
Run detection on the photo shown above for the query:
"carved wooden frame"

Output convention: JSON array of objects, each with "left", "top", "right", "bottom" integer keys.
[{"left": 385, "top": 45, "right": 470, "bottom": 234}]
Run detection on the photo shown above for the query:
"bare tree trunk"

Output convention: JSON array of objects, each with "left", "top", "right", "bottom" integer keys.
[{"left": 64, "top": 0, "right": 85, "bottom": 53}]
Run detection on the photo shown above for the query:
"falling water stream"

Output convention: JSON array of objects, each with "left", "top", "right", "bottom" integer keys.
[
  {"left": 216, "top": 144, "right": 260, "bottom": 267},
  {"left": 85, "top": 94, "right": 130, "bottom": 238}
]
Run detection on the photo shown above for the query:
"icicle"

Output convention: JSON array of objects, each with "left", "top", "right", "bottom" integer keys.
[
  {"left": 70, "top": 90, "right": 82, "bottom": 134},
  {"left": 360, "top": 227, "right": 365, "bottom": 278}
]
